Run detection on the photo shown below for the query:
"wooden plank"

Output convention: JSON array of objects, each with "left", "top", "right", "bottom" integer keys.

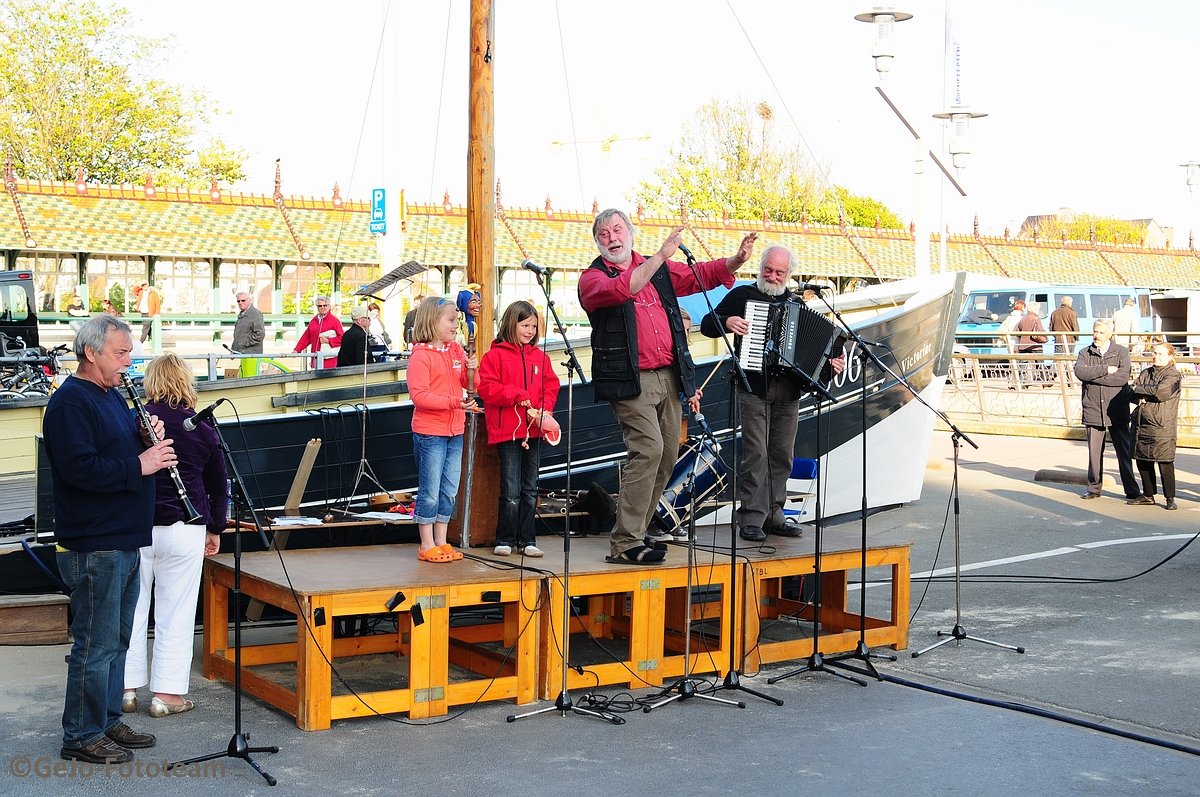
[{"left": 296, "top": 595, "right": 333, "bottom": 731}]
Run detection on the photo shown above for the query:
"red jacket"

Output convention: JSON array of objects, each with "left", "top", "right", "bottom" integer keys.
[
  {"left": 476, "top": 341, "right": 560, "bottom": 445},
  {"left": 408, "top": 341, "right": 470, "bottom": 436},
  {"left": 293, "top": 313, "right": 345, "bottom": 369}
]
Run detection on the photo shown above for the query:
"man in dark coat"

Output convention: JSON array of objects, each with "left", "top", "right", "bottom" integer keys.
[
  {"left": 1049, "top": 296, "right": 1079, "bottom": 355},
  {"left": 1074, "top": 318, "right": 1139, "bottom": 500},
  {"left": 337, "top": 305, "right": 373, "bottom": 367}
]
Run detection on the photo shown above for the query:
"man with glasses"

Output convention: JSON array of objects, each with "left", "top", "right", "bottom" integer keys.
[
  {"left": 292, "top": 296, "right": 344, "bottom": 369},
  {"left": 231, "top": 292, "right": 265, "bottom": 355}
]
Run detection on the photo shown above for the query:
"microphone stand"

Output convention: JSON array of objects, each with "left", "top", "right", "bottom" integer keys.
[
  {"left": 171, "top": 411, "right": 278, "bottom": 785},
  {"left": 509, "top": 268, "right": 617, "bottom": 724},
  {"left": 644, "top": 410, "right": 743, "bottom": 712},
  {"left": 682, "top": 250, "right": 781, "bottom": 707},
  {"left": 765, "top": 347, "right": 866, "bottom": 687}
]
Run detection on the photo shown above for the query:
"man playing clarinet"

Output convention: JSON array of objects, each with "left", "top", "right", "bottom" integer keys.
[
  {"left": 701, "top": 246, "right": 842, "bottom": 542},
  {"left": 43, "top": 315, "right": 175, "bottom": 764}
]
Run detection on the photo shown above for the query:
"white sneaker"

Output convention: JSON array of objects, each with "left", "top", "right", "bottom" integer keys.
[
  {"left": 493, "top": 544, "right": 512, "bottom": 556},
  {"left": 522, "top": 545, "right": 543, "bottom": 558}
]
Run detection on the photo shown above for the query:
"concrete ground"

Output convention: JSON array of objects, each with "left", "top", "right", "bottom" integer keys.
[{"left": 1, "top": 431, "right": 1199, "bottom": 796}]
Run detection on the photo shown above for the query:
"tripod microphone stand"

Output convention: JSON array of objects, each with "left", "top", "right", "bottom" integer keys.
[
  {"left": 681, "top": 249, "right": 781, "bottom": 707},
  {"left": 645, "top": 416, "right": 743, "bottom": 712},
  {"left": 767, "top": 357, "right": 867, "bottom": 687},
  {"left": 172, "top": 413, "right": 278, "bottom": 785},
  {"left": 912, "top": 429, "right": 1025, "bottom": 658},
  {"left": 509, "top": 270, "right": 616, "bottom": 724}
]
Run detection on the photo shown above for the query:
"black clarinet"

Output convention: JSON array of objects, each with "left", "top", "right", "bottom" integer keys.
[{"left": 120, "top": 372, "right": 204, "bottom": 524}]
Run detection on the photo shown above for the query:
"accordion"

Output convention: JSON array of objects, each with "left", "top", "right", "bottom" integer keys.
[{"left": 738, "top": 299, "right": 843, "bottom": 383}]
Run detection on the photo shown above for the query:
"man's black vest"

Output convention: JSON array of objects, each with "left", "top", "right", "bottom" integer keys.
[{"left": 584, "top": 255, "right": 696, "bottom": 402}]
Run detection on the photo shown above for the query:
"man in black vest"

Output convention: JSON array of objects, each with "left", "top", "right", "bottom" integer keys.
[{"left": 579, "top": 208, "right": 756, "bottom": 564}]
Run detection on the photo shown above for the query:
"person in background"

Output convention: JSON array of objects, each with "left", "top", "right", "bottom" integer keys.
[
  {"left": 367, "top": 302, "right": 392, "bottom": 352},
  {"left": 123, "top": 353, "right": 226, "bottom": 719},
  {"left": 1112, "top": 296, "right": 1140, "bottom": 350},
  {"left": 701, "top": 245, "right": 843, "bottom": 542},
  {"left": 579, "top": 207, "right": 756, "bottom": 565},
  {"left": 337, "top": 305, "right": 374, "bottom": 367},
  {"left": 66, "top": 294, "right": 88, "bottom": 317},
  {"left": 1074, "top": 318, "right": 1139, "bottom": 501},
  {"left": 44, "top": 315, "right": 173, "bottom": 763},
  {"left": 403, "top": 294, "right": 425, "bottom": 348},
  {"left": 1015, "top": 300, "right": 1049, "bottom": 384},
  {"left": 407, "top": 297, "right": 477, "bottom": 562},
  {"left": 1049, "top": 296, "right": 1079, "bottom": 355},
  {"left": 102, "top": 299, "right": 123, "bottom": 317},
  {"left": 477, "top": 300, "right": 561, "bottom": 558},
  {"left": 1050, "top": 296, "right": 1079, "bottom": 383},
  {"left": 231, "top": 291, "right": 265, "bottom": 354},
  {"left": 1127, "top": 341, "right": 1182, "bottom": 510},
  {"left": 133, "top": 282, "right": 161, "bottom": 345},
  {"left": 292, "top": 295, "right": 343, "bottom": 369}
]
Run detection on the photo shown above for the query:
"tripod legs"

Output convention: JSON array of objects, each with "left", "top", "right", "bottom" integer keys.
[
  {"left": 767, "top": 650, "right": 868, "bottom": 687},
  {"left": 912, "top": 625, "right": 1025, "bottom": 658},
  {"left": 172, "top": 734, "right": 279, "bottom": 786}
]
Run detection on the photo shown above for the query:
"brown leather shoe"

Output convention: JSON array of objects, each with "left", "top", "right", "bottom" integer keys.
[
  {"left": 105, "top": 722, "right": 156, "bottom": 749},
  {"left": 61, "top": 736, "right": 132, "bottom": 764}
]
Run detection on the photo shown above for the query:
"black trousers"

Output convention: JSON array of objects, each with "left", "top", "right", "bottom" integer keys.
[
  {"left": 1085, "top": 424, "right": 1139, "bottom": 498},
  {"left": 1136, "top": 460, "right": 1176, "bottom": 500}
]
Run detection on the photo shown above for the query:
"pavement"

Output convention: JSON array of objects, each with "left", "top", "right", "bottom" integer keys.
[{"left": 2, "top": 431, "right": 1199, "bottom": 796}]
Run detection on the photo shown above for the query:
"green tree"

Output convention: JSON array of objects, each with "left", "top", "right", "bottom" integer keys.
[
  {"left": 631, "top": 98, "right": 902, "bottom": 228},
  {"left": 1031, "top": 214, "right": 1147, "bottom": 246},
  {"left": 0, "top": 0, "right": 246, "bottom": 187}
]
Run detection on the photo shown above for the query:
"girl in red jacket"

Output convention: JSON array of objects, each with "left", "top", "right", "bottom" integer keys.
[
  {"left": 476, "top": 301, "right": 561, "bottom": 557},
  {"left": 408, "top": 297, "right": 477, "bottom": 562}
]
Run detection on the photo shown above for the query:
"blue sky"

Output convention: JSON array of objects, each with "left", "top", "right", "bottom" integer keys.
[{"left": 121, "top": 0, "right": 1200, "bottom": 246}]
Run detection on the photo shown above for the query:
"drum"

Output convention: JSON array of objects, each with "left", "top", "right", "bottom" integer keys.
[{"left": 651, "top": 436, "right": 727, "bottom": 534}]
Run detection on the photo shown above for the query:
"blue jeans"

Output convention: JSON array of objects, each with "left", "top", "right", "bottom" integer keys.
[
  {"left": 413, "top": 433, "right": 463, "bottom": 524},
  {"left": 57, "top": 549, "right": 140, "bottom": 747},
  {"left": 496, "top": 439, "right": 541, "bottom": 547}
]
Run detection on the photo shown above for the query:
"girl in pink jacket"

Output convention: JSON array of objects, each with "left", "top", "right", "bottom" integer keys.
[
  {"left": 476, "top": 301, "right": 560, "bottom": 557},
  {"left": 408, "top": 297, "right": 477, "bottom": 562}
]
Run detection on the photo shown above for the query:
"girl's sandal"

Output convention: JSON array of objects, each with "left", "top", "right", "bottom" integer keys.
[{"left": 417, "top": 546, "right": 454, "bottom": 563}]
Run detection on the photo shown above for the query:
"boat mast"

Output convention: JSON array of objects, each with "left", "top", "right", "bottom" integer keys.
[{"left": 467, "top": 0, "right": 495, "bottom": 354}]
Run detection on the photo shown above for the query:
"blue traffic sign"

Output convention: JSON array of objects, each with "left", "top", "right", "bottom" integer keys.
[{"left": 370, "top": 188, "right": 386, "bottom": 234}]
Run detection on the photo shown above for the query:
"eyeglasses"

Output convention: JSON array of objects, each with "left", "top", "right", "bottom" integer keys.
[
  {"left": 236, "top": 299, "right": 249, "bottom": 303},
  {"left": 316, "top": 303, "right": 329, "bottom": 308}
]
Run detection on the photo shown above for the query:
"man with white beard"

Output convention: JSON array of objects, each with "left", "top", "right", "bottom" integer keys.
[{"left": 701, "top": 246, "right": 842, "bottom": 542}]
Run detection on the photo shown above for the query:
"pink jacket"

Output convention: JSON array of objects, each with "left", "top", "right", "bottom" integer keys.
[
  {"left": 408, "top": 341, "right": 470, "bottom": 436},
  {"left": 476, "top": 341, "right": 560, "bottom": 445},
  {"left": 293, "top": 313, "right": 345, "bottom": 369}
]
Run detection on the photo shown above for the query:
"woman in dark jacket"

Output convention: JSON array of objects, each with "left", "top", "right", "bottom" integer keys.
[{"left": 1128, "top": 342, "right": 1182, "bottom": 509}]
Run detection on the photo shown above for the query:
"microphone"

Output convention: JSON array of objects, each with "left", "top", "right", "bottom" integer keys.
[
  {"left": 522, "top": 258, "right": 550, "bottom": 277},
  {"left": 184, "top": 398, "right": 227, "bottom": 432},
  {"left": 693, "top": 412, "right": 721, "bottom": 450},
  {"left": 677, "top": 243, "right": 695, "bottom": 262},
  {"left": 798, "top": 284, "right": 830, "bottom": 294}
]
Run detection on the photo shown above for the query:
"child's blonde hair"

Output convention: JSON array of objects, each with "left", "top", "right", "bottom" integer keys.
[{"left": 411, "top": 296, "right": 452, "bottom": 344}]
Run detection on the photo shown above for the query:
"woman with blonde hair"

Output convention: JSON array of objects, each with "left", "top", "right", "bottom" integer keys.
[{"left": 123, "top": 354, "right": 227, "bottom": 716}]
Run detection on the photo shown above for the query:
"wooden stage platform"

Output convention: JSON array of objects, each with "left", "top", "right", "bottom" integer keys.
[{"left": 202, "top": 522, "right": 909, "bottom": 731}]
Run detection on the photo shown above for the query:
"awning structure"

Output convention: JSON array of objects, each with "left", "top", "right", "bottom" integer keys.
[{"left": 353, "top": 260, "right": 429, "bottom": 299}]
